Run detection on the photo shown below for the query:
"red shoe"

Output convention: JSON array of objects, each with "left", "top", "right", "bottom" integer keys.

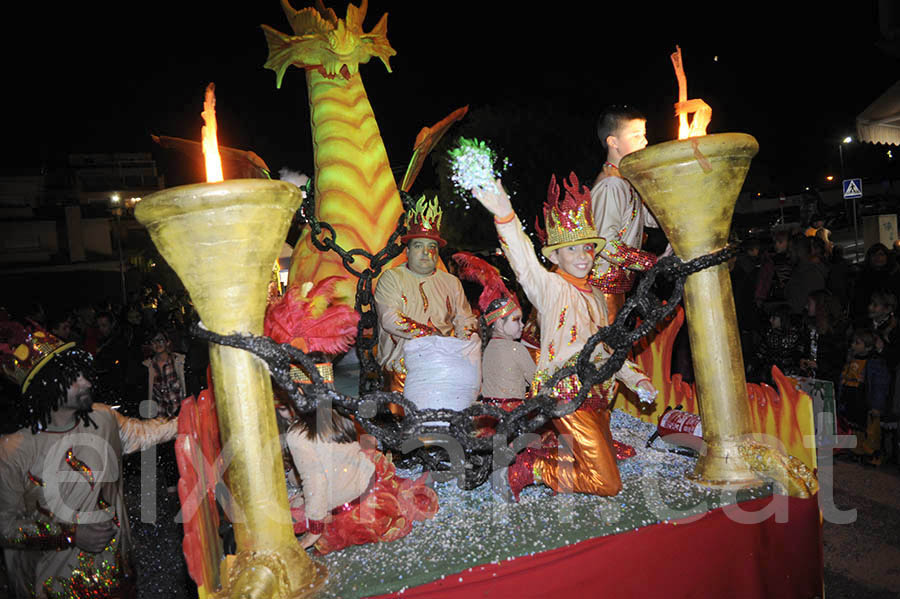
[
  {"left": 613, "top": 439, "right": 636, "bottom": 459},
  {"left": 508, "top": 447, "right": 547, "bottom": 501}
]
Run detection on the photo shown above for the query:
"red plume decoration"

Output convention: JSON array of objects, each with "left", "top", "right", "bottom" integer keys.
[
  {"left": 264, "top": 276, "right": 360, "bottom": 354},
  {"left": 452, "top": 252, "right": 520, "bottom": 324}
]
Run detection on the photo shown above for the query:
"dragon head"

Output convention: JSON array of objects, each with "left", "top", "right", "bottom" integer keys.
[{"left": 262, "top": 0, "right": 396, "bottom": 86}]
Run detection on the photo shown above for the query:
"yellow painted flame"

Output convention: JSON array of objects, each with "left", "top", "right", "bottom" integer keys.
[{"left": 201, "top": 83, "right": 224, "bottom": 183}]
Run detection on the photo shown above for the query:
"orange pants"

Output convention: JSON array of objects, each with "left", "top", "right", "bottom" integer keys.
[
  {"left": 534, "top": 408, "right": 622, "bottom": 496},
  {"left": 603, "top": 292, "right": 626, "bottom": 324},
  {"left": 385, "top": 369, "right": 406, "bottom": 418}
]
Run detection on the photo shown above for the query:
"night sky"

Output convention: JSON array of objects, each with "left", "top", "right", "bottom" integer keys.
[{"left": 5, "top": 1, "right": 898, "bottom": 192}]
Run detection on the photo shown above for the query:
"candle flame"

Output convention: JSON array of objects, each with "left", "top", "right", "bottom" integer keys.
[
  {"left": 201, "top": 82, "right": 224, "bottom": 183},
  {"left": 670, "top": 46, "right": 712, "bottom": 140}
]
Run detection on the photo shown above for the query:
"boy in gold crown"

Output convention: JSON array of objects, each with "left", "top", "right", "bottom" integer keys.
[
  {"left": 471, "top": 174, "right": 657, "bottom": 499},
  {"left": 374, "top": 196, "right": 479, "bottom": 393}
]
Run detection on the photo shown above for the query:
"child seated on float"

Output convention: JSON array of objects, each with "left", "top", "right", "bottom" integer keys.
[
  {"left": 470, "top": 173, "right": 657, "bottom": 500},
  {"left": 452, "top": 251, "right": 536, "bottom": 411},
  {"left": 265, "top": 275, "right": 440, "bottom": 553},
  {"left": 277, "top": 387, "right": 439, "bottom": 555}
]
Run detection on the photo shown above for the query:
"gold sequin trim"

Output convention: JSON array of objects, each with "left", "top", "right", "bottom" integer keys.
[{"left": 65, "top": 448, "right": 95, "bottom": 490}]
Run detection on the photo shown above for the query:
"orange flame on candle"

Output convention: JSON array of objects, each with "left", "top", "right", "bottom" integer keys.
[
  {"left": 201, "top": 82, "right": 224, "bottom": 183},
  {"left": 671, "top": 46, "right": 712, "bottom": 140}
]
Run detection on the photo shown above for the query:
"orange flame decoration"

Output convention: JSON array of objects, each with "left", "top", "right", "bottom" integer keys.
[
  {"left": 670, "top": 46, "right": 712, "bottom": 140},
  {"left": 201, "top": 82, "right": 224, "bottom": 183},
  {"left": 618, "top": 307, "right": 817, "bottom": 471}
]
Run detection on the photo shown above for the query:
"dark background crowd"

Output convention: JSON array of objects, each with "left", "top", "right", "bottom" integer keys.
[
  {"left": 728, "top": 217, "right": 900, "bottom": 464},
  {"left": 0, "top": 284, "right": 210, "bottom": 435}
]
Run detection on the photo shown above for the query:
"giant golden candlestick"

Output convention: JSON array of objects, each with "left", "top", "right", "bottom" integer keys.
[
  {"left": 620, "top": 133, "right": 761, "bottom": 488},
  {"left": 136, "top": 180, "right": 326, "bottom": 598}
]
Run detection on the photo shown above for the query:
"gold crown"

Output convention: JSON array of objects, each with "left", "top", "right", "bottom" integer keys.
[
  {"left": 540, "top": 172, "right": 606, "bottom": 258},
  {"left": 400, "top": 195, "right": 446, "bottom": 247},
  {"left": 1, "top": 328, "right": 76, "bottom": 392}
]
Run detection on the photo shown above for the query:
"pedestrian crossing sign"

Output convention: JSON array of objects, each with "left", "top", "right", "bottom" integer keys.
[{"left": 842, "top": 178, "right": 863, "bottom": 199}]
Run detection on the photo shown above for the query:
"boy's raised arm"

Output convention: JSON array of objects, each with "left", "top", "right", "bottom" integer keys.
[
  {"left": 471, "top": 179, "right": 513, "bottom": 219},
  {"left": 472, "top": 179, "right": 552, "bottom": 314}
]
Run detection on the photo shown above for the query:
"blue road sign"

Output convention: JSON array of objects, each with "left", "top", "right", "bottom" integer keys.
[{"left": 843, "top": 178, "right": 863, "bottom": 199}]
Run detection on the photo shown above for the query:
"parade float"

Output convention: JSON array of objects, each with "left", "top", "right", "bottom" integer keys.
[{"left": 136, "top": 3, "right": 825, "bottom": 598}]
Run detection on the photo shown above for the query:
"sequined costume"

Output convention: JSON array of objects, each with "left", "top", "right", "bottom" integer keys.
[
  {"left": 0, "top": 403, "right": 177, "bottom": 598},
  {"left": 374, "top": 265, "right": 478, "bottom": 389},
  {"left": 286, "top": 432, "right": 438, "bottom": 555},
  {"left": 590, "top": 162, "right": 659, "bottom": 320},
  {"left": 496, "top": 211, "right": 650, "bottom": 495}
]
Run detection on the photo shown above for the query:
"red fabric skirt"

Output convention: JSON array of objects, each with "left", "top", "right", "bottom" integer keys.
[{"left": 291, "top": 448, "right": 440, "bottom": 555}]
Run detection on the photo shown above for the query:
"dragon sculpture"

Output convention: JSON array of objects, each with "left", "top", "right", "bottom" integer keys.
[{"left": 262, "top": 0, "right": 463, "bottom": 304}]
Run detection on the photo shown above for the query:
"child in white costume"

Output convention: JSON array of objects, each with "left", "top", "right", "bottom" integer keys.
[
  {"left": 283, "top": 401, "right": 439, "bottom": 555},
  {"left": 265, "top": 276, "right": 440, "bottom": 554}
]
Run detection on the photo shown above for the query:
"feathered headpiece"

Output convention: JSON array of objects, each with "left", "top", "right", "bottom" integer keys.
[
  {"left": 400, "top": 195, "right": 446, "bottom": 247},
  {"left": 452, "top": 252, "right": 520, "bottom": 325},
  {"left": 264, "top": 276, "right": 359, "bottom": 386},
  {"left": 540, "top": 172, "right": 606, "bottom": 258},
  {"left": 264, "top": 276, "right": 360, "bottom": 355}
]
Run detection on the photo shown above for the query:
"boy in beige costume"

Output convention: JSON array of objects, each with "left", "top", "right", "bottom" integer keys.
[
  {"left": 590, "top": 106, "right": 664, "bottom": 321},
  {"left": 472, "top": 173, "right": 657, "bottom": 498}
]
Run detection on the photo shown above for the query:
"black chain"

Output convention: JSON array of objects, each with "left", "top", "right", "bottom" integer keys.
[
  {"left": 193, "top": 185, "right": 736, "bottom": 489},
  {"left": 300, "top": 185, "right": 414, "bottom": 395}
]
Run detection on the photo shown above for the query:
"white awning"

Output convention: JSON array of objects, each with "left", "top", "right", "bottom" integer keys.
[{"left": 857, "top": 80, "right": 900, "bottom": 146}]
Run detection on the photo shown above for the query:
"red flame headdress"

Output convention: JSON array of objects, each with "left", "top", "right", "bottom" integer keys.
[
  {"left": 540, "top": 172, "right": 606, "bottom": 258},
  {"left": 400, "top": 195, "right": 446, "bottom": 247},
  {"left": 452, "top": 252, "right": 520, "bottom": 325}
]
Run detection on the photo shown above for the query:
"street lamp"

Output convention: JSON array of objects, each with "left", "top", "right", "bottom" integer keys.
[
  {"left": 110, "top": 194, "right": 126, "bottom": 306},
  {"left": 838, "top": 136, "right": 861, "bottom": 263},
  {"left": 839, "top": 136, "right": 852, "bottom": 176}
]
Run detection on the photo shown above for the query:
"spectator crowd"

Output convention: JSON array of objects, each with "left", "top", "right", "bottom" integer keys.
[{"left": 730, "top": 217, "right": 899, "bottom": 464}]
